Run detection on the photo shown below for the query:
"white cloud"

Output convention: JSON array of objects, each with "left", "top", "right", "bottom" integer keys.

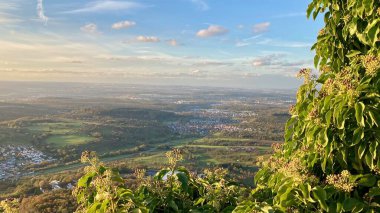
[
  {"left": 196, "top": 25, "right": 228, "bottom": 38},
  {"left": 256, "top": 39, "right": 312, "bottom": 48},
  {"left": 136, "top": 36, "right": 160, "bottom": 42},
  {"left": 190, "top": 0, "right": 209, "bottom": 11},
  {"left": 250, "top": 54, "right": 311, "bottom": 72},
  {"left": 37, "top": 0, "right": 48, "bottom": 24},
  {"left": 168, "top": 39, "right": 178, "bottom": 46},
  {"left": 65, "top": 1, "right": 143, "bottom": 13},
  {"left": 253, "top": 22, "right": 270, "bottom": 33},
  {"left": 235, "top": 35, "right": 262, "bottom": 47},
  {"left": 112, "top": 20, "right": 136, "bottom": 30},
  {"left": 81, "top": 23, "right": 99, "bottom": 34}
]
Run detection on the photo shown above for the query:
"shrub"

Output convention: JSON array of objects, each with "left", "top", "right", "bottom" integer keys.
[
  {"left": 73, "top": 150, "right": 245, "bottom": 212},
  {"left": 245, "top": 0, "right": 380, "bottom": 212}
]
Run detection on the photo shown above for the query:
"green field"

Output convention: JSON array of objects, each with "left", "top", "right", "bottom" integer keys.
[
  {"left": 28, "top": 121, "right": 84, "bottom": 134},
  {"left": 45, "top": 135, "right": 95, "bottom": 146}
]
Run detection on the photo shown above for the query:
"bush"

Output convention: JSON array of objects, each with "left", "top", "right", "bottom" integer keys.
[
  {"left": 245, "top": 0, "right": 380, "bottom": 212},
  {"left": 73, "top": 150, "right": 246, "bottom": 212}
]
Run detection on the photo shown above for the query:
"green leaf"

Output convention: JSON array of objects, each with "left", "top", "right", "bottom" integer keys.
[
  {"left": 346, "top": 50, "right": 361, "bottom": 58},
  {"left": 194, "top": 197, "right": 205, "bottom": 206},
  {"left": 365, "top": 152, "right": 374, "bottom": 168},
  {"left": 357, "top": 33, "right": 370, "bottom": 45},
  {"left": 358, "top": 143, "right": 366, "bottom": 158},
  {"left": 369, "top": 187, "right": 380, "bottom": 197},
  {"left": 154, "top": 169, "right": 170, "bottom": 180},
  {"left": 355, "top": 102, "right": 365, "bottom": 127},
  {"left": 319, "top": 128, "right": 329, "bottom": 147},
  {"left": 369, "top": 141, "right": 378, "bottom": 159},
  {"left": 169, "top": 200, "right": 179, "bottom": 212},
  {"left": 131, "top": 208, "right": 149, "bottom": 213},
  {"left": 352, "top": 128, "right": 364, "bottom": 146},
  {"left": 332, "top": 3, "right": 339, "bottom": 11},
  {"left": 358, "top": 175, "right": 377, "bottom": 187},
  {"left": 118, "top": 189, "right": 134, "bottom": 198},
  {"left": 77, "top": 172, "right": 96, "bottom": 187},
  {"left": 343, "top": 198, "right": 363, "bottom": 212},
  {"left": 314, "top": 55, "right": 320, "bottom": 68},
  {"left": 176, "top": 172, "right": 189, "bottom": 191},
  {"left": 312, "top": 187, "right": 328, "bottom": 211},
  {"left": 325, "top": 110, "right": 333, "bottom": 126},
  {"left": 366, "top": 19, "right": 380, "bottom": 46},
  {"left": 369, "top": 110, "right": 380, "bottom": 127},
  {"left": 313, "top": 7, "right": 320, "bottom": 20},
  {"left": 98, "top": 165, "right": 107, "bottom": 174},
  {"left": 363, "top": 0, "right": 374, "bottom": 14},
  {"left": 88, "top": 202, "right": 101, "bottom": 213},
  {"left": 348, "top": 18, "right": 358, "bottom": 35},
  {"left": 306, "top": 2, "right": 315, "bottom": 18}
]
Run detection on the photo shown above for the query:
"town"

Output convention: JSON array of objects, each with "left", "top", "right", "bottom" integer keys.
[{"left": 0, "top": 145, "right": 54, "bottom": 180}]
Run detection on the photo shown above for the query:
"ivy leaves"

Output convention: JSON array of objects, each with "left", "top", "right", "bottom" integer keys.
[
  {"left": 250, "top": 0, "right": 380, "bottom": 212},
  {"left": 74, "top": 151, "right": 243, "bottom": 213}
]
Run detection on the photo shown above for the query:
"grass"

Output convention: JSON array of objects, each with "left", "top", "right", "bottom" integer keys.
[
  {"left": 194, "top": 137, "right": 253, "bottom": 143},
  {"left": 46, "top": 135, "right": 95, "bottom": 146},
  {"left": 0, "top": 128, "right": 33, "bottom": 145},
  {"left": 28, "top": 121, "right": 83, "bottom": 135}
]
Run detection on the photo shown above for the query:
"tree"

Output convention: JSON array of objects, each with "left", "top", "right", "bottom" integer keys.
[{"left": 238, "top": 0, "right": 380, "bottom": 212}]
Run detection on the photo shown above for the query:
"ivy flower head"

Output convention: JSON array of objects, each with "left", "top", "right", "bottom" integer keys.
[
  {"left": 308, "top": 107, "right": 319, "bottom": 120},
  {"left": 326, "top": 170, "right": 357, "bottom": 192},
  {"left": 319, "top": 65, "right": 331, "bottom": 73},
  {"left": 289, "top": 104, "right": 296, "bottom": 115},
  {"left": 81, "top": 151, "right": 98, "bottom": 165},
  {"left": 318, "top": 28, "right": 326, "bottom": 36},
  {"left": 134, "top": 168, "right": 146, "bottom": 180},
  {"left": 166, "top": 149, "right": 183, "bottom": 167},
  {"left": 362, "top": 54, "right": 380, "bottom": 76},
  {"left": 342, "top": 14, "right": 351, "bottom": 23},
  {"left": 297, "top": 68, "right": 312, "bottom": 83},
  {"left": 271, "top": 143, "right": 283, "bottom": 153}
]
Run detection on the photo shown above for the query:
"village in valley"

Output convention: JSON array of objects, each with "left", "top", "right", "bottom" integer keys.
[{"left": 0, "top": 145, "right": 54, "bottom": 180}]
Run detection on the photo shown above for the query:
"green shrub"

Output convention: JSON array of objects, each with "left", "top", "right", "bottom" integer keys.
[
  {"left": 246, "top": 0, "right": 380, "bottom": 212},
  {"left": 73, "top": 150, "right": 245, "bottom": 213}
]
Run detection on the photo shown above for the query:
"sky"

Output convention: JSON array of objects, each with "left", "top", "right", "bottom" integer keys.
[{"left": 0, "top": 0, "right": 324, "bottom": 89}]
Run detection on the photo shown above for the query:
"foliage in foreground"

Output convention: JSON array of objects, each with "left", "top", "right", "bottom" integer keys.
[
  {"left": 246, "top": 0, "right": 380, "bottom": 212},
  {"left": 73, "top": 150, "right": 245, "bottom": 213}
]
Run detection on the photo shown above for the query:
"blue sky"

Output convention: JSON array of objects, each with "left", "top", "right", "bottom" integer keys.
[{"left": 0, "top": 0, "right": 323, "bottom": 89}]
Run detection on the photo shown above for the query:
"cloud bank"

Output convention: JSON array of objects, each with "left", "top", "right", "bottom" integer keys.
[
  {"left": 112, "top": 20, "right": 136, "bottom": 29},
  {"left": 253, "top": 22, "right": 270, "bottom": 33},
  {"left": 81, "top": 23, "right": 99, "bottom": 34},
  {"left": 136, "top": 36, "right": 160, "bottom": 42},
  {"left": 196, "top": 25, "right": 228, "bottom": 38},
  {"left": 168, "top": 39, "right": 178, "bottom": 46}
]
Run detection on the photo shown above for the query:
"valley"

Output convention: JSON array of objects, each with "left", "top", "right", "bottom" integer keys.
[{"left": 0, "top": 82, "right": 294, "bottom": 202}]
